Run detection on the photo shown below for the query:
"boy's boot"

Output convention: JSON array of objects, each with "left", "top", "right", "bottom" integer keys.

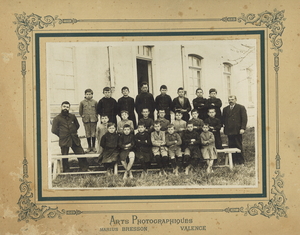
[
  {"left": 86, "top": 137, "right": 92, "bottom": 153},
  {"left": 91, "top": 137, "right": 96, "bottom": 152}
]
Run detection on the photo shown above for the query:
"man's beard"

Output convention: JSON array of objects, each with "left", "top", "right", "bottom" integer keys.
[{"left": 61, "top": 109, "right": 69, "bottom": 115}]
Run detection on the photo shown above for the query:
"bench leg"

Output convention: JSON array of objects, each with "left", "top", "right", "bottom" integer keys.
[
  {"left": 228, "top": 153, "right": 233, "bottom": 170},
  {"left": 225, "top": 154, "right": 229, "bottom": 166},
  {"left": 52, "top": 159, "right": 58, "bottom": 180},
  {"left": 114, "top": 162, "right": 118, "bottom": 175}
]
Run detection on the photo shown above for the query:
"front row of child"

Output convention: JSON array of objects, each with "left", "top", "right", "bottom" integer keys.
[{"left": 98, "top": 112, "right": 218, "bottom": 178}]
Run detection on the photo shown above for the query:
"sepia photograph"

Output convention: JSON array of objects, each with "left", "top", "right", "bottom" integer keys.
[{"left": 46, "top": 39, "right": 258, "bottom": 189}]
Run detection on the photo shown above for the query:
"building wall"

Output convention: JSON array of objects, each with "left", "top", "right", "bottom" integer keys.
[{"left": 47, "top": 40, "right": 257, "bottom": 139}]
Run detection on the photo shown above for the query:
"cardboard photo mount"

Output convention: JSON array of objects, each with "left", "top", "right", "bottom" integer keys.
[{"left": 3, "top": 4, "right": 296, "bottom": 234}]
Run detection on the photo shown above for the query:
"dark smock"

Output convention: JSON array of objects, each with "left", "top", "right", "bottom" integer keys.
[
  {"left": 99, "top": 132, "right": 119, "bottom": 164},
  {"left": 118, "top": 133, "right": 135, "bottom": 161}
]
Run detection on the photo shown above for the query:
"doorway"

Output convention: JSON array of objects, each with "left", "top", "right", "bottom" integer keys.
[{"left": 136, "top": 59, "right": 153, "bottom": 93}]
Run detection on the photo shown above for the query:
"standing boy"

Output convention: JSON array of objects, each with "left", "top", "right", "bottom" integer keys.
[
  {"left": 97, "top": 87, "right": 118, "bottom": 125},
  {"left": 135, "top": 122, "right": 153, "bottom": 178},
  {"left": 151, "top": 121, "right": 168, "bottom": 176},
  {"left": 172, "top": 87, "right": 191, "bottom": 122},
  {"left": 117, "top": 87, "right": 137, "bottom": 128},
  {"left": 165, "top": 124, "right": 182, "bottom": 176},
  {"left": 204, "top": 108, "right": 223, "bottom": 149},
  {"left": 207, "top": 88, "right": 222, "bottom": 119},
  {"left": 135, "top": 82, "right": 155, "bottom": 120},
  {"left": 79, "top": 88, "right": 98, "bottom": 153},
  {"left": 182, "top": 121, "right": 201, "bottom": 175},
  {"left": 51, "top": 101, "right": 89, "bottom": 172},
  {"left": 118, "top": 124, "right": 135, "bottom": 179},
  {"left": 155, "top": 85, "right": 173, "bottom": 121},
  {"left": 192, "top": 88, "right": 208, "bottom": 120}
]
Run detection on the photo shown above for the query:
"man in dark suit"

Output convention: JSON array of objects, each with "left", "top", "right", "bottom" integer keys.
[
  {"left": 222, "top": 95, "right": 248, "bottom": 165},
  {"left": 52, "top": 101, "right": 89, "bottom": 172}
]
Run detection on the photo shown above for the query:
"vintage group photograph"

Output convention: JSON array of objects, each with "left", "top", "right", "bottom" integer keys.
[{"left": 46, "top": 38, "right": 258, "bottom": 189}]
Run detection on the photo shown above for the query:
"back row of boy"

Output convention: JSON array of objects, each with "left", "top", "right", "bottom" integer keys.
[{"left": 80, "top": 83, "right": 223, "bottom": 154}]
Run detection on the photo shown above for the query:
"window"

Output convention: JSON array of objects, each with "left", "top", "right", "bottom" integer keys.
[
  {"left": 51, "top": 47, "right": 76, "bottom": 104},
  {"left": 188, "top": 55, "right": 202, "bottom": 97},
  {"left": 223, "top": 62, "right": 232, "bottom": 96}
]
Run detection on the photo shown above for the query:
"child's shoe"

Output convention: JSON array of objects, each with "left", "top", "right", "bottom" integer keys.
[
  {"left": 129, "top": 171, "right": 133, "bottom": 179},
  {"left": 85, "top": 147, "right": 92, "bottom": 153},
  {"left": 91, "top": 147, "right": 97, "bottom": 153}
]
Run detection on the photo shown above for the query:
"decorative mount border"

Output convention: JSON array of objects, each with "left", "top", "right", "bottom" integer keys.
[{"left": 15, "top": 9, "right": 287, "bottom": 222}]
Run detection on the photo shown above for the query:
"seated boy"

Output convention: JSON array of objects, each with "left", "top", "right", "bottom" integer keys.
[
  {"left": 134, "top": 122, "right": 153, "bottom": 178},
  {"left": 96, "top": 115, "right": 109, "bottom": 154},
  {"left": 182, "top": 121, "right": 201, "bottom": 175},
  {"left": 172, "top": 111, "right": 187, "bottom": 137},
  {"left": 117, "top": 110, "right": 134, "bottom": 134},
  {"left": 204, "top": 108, "right": 223, "bottom": 149},
  {"left": 118, "top": 124, "right": 135, "bottom": 179},
  {"left": 151, "top": 121, "right": 168, "bottom": 176},
  {"left": 157, "top": 109, "right": 170, "bottom": 131},
  {"left": 189, "top": 109, "right": 204, "bottom": 134},
  {"left": 138, "top": 108, "right": 154, "bottom": 133},
  {"left": 165, "top": 124, "right": 182, "bottom": 176},
  {"left": 98, "top": 122, "right": 119, "bottom": 176}
]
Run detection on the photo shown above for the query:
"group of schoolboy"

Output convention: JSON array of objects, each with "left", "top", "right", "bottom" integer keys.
[{"left": 75, "top": 82, "right": 227, "bottom": 179}]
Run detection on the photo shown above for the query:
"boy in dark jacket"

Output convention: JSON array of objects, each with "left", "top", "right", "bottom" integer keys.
[
  {"left": 135, "top": 122, "right": 153, "bottom": 178},
  {"left": 97, "top": 87, "right": 118, "bottom": 125},
  {"left": 117, "top": 87, "right": 137, "bottom": 128},
  {"left": 155, "top": 85, "right": 173, "bottom": 121},
  {"left": 206, "top": 88, "right": 222, "bottom": 119},
  {"left": 181, "top": 121, "right": 201, "bottom": 175},
  {"left": 192, "top": 88, "right": 208, "bottom": 120},
  {"left": 172, "top": 87, "right": 191, "bottom": 122},
  {"left": 204, "top": 108, "right": 223, "bottom": 149}
]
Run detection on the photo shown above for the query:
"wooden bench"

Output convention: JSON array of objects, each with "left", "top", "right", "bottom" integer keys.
[
  {"left": 51, "top": 148, "right": 241, "bottom": 180},
  {"left": 51, "top": 153, "right": 118, "bottom": 180},
  {"left": 216, "top": 148, "right": 241, "bottom": 170}
]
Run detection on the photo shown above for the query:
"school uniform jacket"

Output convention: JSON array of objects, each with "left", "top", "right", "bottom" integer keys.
[
  {"left": 207, "top": 97, "right": 222, "bottom": 118},
  {"left": 96, "top": 97, "right": 118, "bottom": 121},
  {"left": 155, "top": 94, "right": 173, "bottom": 115},
  {"left": 192, "top": 97, "right": 208, "bottom": 120},
  {"left": 117, "top": 96, "right": 136, "bottom": 120},
  {"left": 135, "top": 92, "right": 155, "bottom": 115},
  {"left": 181, "top": 130, "right": 201, "bottom": 149},
  {"left": 51, "top": 113, "right": 81, "bottom": 147},
  {"left": 165, "top": 132, "right": 182, "bottom": 147},
  {"left": 172, "top": 97, "right": 192, "bottom": 121},
  {"left": 222, "top": 103, "right": 248, "bottom": 136},
  {"left": 79, "top": 98, "right": 98, "bottom": 123}
]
